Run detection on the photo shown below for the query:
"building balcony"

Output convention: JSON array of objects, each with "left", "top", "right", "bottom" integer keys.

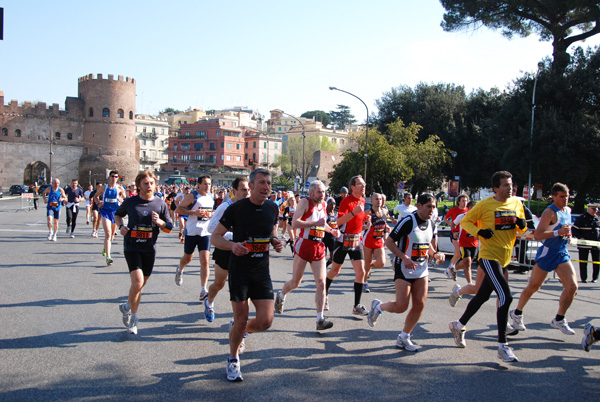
[
  {"left": 140, "top": 156, "right": 158, "bottom": 164},
  {"left": 140, "top": 132, "right": 158, "bottom": 139}
]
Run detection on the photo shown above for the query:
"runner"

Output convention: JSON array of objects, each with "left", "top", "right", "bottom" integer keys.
[
  {"left": 174, "top": 176, "right": 213, "bottom": 303},
  {"left": 284, "top": 192, "right": 298, "bottom": 249},
  {"left": 324, "top": 197, "right": 338, "bottom": 266},
  {"left": 83, "top": 184, "right": 93, "bottom": 225},
  {"left": 510, "top": 183, "right": 578, "bottom": 336},
  {"left": 64, "top": 179, "right": 84, "bottom": 238},
  {"left": 204, "top": 177, "right": 250, "bottom": 323},
  {"left": 443, "top": 194, "right": 469, "bottom": 280},
  {"left": 42, "top": 178, "right": 67, "bottom": 242},
  {"left": 448, "top": 200, "right": 479, "bottom": 306},
  {"left": 274, "top": 180, "right": 340, "bottom": 331},
  {"left": 210, "top": 168, "right": 283, "bottom": 382},
  {"left": 392, "top": 193, "right": 417, "bottom": 224},
  {"left": 448, "top": 171, "right": 526, "bottom": 362},
  {"left": 362, "top": 193, "right": 390, "bottom": 293},
  {"left": 175, "top": 187, "right": 190, "bottom": 243},
  {"left": 94, "top": 171, "right": 127, "bottom": 265},
  {"left": 325, "top": 175, "right": 371, "bottom": 316},
  {"left": 367, "top": 193, "right": 445, "bottom": 351},
  {"left": 115, "top": 170, "right": 173, "bottom": 335},
  {"left": 90, "top": 183, "right": 102, "bottom": 238}
]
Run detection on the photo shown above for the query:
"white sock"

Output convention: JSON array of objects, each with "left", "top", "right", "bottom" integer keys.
[
  {"left": 205, "top": 298, "right": 214, "bottom": 309},
  {"left": 499, "top": 343, "right": 508, "bottom": 348},
  {"left": 317, "top": 312, "right": 324, "bottom": 321},
  {"left": 401, "top": 331, "right": 409, "bottom": 338},
  {"left": 279, "top": 290, "right": 286, "bottom": 300},
  {"left": 124, "top": 302, "right": 131, "bottom": 311},
  {"left": 131, "top": 313, "right": 138, "bottom": 321}
]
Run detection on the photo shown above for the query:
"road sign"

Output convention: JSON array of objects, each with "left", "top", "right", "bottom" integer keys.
[
  {"left": 398, "top": 181, "right": 405, "bottom": 189},
  {"left": 305, "top": 181, "right": 310, "bottom": 188}
]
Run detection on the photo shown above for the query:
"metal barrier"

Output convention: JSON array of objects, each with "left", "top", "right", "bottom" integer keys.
[
  {"left": 512, "top": 234, "right": 600, "bottom": 269},
  {"left": 19, "top": 193, "right": 35, "bottom": 211}
]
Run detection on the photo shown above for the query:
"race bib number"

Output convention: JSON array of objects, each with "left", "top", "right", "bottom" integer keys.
[
  {"left": 244, "top": 237, "right": 270, "bottom": 257},
  {"left": 198, "top": 207, "right": 213, "bottom": 221},
  {"left": 49, "top": 201, "right": 59, "bottom": 208},
  {"left": 343, "top": 233, "right": 360, "bottom": 251},
  {"left": 495, "top": 210, "right": 516, "bottom": 230},
  {"left": 308, "top": 226, "right": 325, "bottom": 242},
  {"left": 373, "top": 227, "right": 385, "bottom": 240},
  {"left": 131, "top": 226, "right": 153, "bottom": 240},
  {"left": 328, "top": 219, "right": 338, "bottom": 229},
  {"left": 411, "top": 243, "right": 429, "bottom": 262}
]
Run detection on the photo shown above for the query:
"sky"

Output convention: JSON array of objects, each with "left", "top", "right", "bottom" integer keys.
[{"left": 1, "top": 0, "right": 600, "bottom": 122}]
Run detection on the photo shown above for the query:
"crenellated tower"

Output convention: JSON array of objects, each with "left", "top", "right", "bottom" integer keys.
[{"left": 77, "top": 73, "right": 139, "bottom": 185}]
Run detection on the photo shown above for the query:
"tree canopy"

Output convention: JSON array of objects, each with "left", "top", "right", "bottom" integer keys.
[
  {"left": 440, "top": 0, "right": 600, "bottom": 74},
  {"left": 329, "top": 104, "right": 357, "bottom": 129},
  {"left": 301, "top": 110, "right": 332, "bottom": 127}
]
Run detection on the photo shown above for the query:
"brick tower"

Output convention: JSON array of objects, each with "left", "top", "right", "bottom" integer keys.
[{"left": 77, "top": 73, "right": 139, "bottom": 185}]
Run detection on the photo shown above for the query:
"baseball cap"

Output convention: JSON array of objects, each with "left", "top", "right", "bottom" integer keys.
[
  {"left": 340, "top": 186, "right": 348, "bottom": 194},
  {"left": 588, "top": 203, "right": 600, "bottom": 208}
]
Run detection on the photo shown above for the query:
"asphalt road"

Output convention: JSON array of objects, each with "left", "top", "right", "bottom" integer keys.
[{"left": 0, "top": 196, "right": 599, "bottom": 401}]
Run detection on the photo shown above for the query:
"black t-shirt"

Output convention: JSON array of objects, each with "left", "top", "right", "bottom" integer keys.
[
  {"left": 65, "top": 186, "right": 84, "bottom": 203},
  {"left": 220, "top": 198, "right": 278, "bottom": 261},
  {"left": 115, "top": 195, "right": 173, "bottom": 252}
]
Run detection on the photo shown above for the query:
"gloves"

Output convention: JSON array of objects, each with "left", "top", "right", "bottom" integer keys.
[
  {"left": 515, "top": 217, "right": 527, "bottom": 230},
  {"left": 478, "top": 228, "right": 495, "bottom": 239}
]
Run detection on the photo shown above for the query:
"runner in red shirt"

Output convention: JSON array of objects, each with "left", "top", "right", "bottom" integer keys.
[
  {"left": 362, "top": 193, "right": 390, "bottom": 293},
  {"left": 325, "top": 175, "right": 371, "bottom": 316},
  {"left": 443, "top": 194, "right": 469, "bottom": 280}
]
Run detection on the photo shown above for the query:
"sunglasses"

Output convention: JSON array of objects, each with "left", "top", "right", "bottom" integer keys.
[{"left": 110, "top": 175, "right": 119, "bottom": 178}]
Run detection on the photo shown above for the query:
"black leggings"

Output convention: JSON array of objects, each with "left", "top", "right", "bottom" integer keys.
[
  {"left": 66, "top": 205, "right": 80, "bottom": 232},
  {"left": 578, "top": 247, "right": 600, "bottom": 281},
  {"left": 459, "top": 259, "right": 513, "bottom": 344}
]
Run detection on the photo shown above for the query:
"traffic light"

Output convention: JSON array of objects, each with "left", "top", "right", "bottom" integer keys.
[
  {"left": 119, "top": 175, "right": 124, "bottom": 182},
  {"left": 249, "top": 159, "right": 254, "bottom": 166}
]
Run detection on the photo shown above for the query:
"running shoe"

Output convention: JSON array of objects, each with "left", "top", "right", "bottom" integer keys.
[
  {"left": 550, "top": 318, "right": 575, "bottom": 335},
  {"left": 86, "top": 220, "right": 90, "bottom": 225},
  {"left": 352, "top": 304, "right": 368, "bottom": 316},
  {"left": 396, "top": 333, "right": 419, "bottom": 352},
  {"left": 582, "top": 323, "right": 596, "bottom": 352},
  {"left": 102, "top": 248, "right": 106, "bottom": 257},
  {"left": 451, "top": 266, "right": 457, "bottom": 281},
  {"left": 498, "top": 344, "right": 518, "bottom": 362},
  {"left": 128, "top": 315, "right": 138, "bottom": 335},
  {"left": 48, "top": 231, "right": 53, "bottom": 240},
  {"left": 324, "top": 296, "right": 329, "bottom": 311},
  {"left": 119, "top": 303, "right": 131, "bottom": 327},
  {"left": 66, "top": 227, "right": 70, "bottom": 234},
  {"left": 449, "top": 284, "right": 462, "bottom": 307},
  {"left": 106, "top": 257, "right": 113, "bottom": 266},
  {"left": 510, "top": 309, "right": 526, "bottom": 331},
  {"left": 70, "top": 232, "right": 75, "bottom": 238},
  {"left": 367, "top": 299, "right": 382, "bottom": 327},
  {"left": 175, "top": 268, "right": 183, "bottom": 286},
  {"left": 505, "top": 323, "right": 519, "bottom": 336},
  {"left": 204, "top": 299, "right": 215, "bottom": 323},
  {"left": 199, "top": 288, "right": 209, "bottom": 302},
  {"left": 52, "top": 233, "right": 57, "bottom": 242},
  {"left": 449, "top": 320, "right": 466, "bottom": 348},
  {"left": 316, "top": 318, "right": 334, "bottom": 331},
  {"left": 362, "top": 282, "right": 371, "bottom": 293},
  {"left": 274, "top": 290, "right": 285, "bottom": 314},
  {"left": 444, "top": 266, "right": 454, "bottom": 280},
  {"left": 226, "top": 358, "right": 243, "bottom": 382}
]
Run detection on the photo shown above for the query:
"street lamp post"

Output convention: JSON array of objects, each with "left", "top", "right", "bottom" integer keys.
[
  {"left": 274, "top": 110, "right": 305, "bottom": 191},
  {"left": 527, "top": 62, "right": 544, "bottom": 209},
  {"left": 329, "top": 86, "right": 369, "bottom": 182}
]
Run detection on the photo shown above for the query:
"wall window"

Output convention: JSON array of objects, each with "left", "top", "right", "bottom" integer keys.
[
  {"left": 195, "top": 131, "right": 206, "bottom": 138},
  {"left": 245, "top": 142, "right": 248, "bottom": 149},
  {"left": 278, "top": 127, "right": 281, "bottom": 131},
  {"left": 220, "top": 142, "right": 224, "bottom": 148},
  {"left": 245, "top": 153, "right": 248, "bottom": 160},
  {"left": 2, "top": 128, "right": 7, "bottom": 136},
  {"left": 194, "top": 143, "right": 204, "bottom": 151},
  {"left": 185, "top": 131, "right": 190, "bottom": 137},
  {"left": 227, "top": 143, "right": 232, "bottom": 149},
  {"left": 216, "top": 130, "right": 220, "bottom": 136},
  {"left": 340, "top": 139, "right": 345, "bottom": 145},
  {"left": 117, "top": 109, "right": 124, "bottom": 118},
  {"left": 209, "top": 143, "right": 216, "bottom": 151},
  {"left": 274, "top": 143, "right": 278, "bottom": 150},
  {"left": 16, "top": 129, "right": 22, "bottom": 137},
  {"left": 67, "top": 133, "right": 73, "bottom": 140},
  {"left": 102, "top": 108, "right": 110, "bottom": 117},
  {"left": 236, "top": 143, "right": 241, "bottom": 150},
  {"left": 226, "top": 155, "right": 231, "bottom": 161},
  {"left": 253, "top": 141, "right": 256, "bottom": 148},
  {"left": 209, "top": 155, "right": 216, "bottom": 163},
  {"left": 221, "top": 155, "right": 224, "bottom": 161},
  {"left": 89, "top": 108, "right": 94, "bottom": 117},
  {"left": 129, "top": 111, "right": 133, "bottom": 119},
  {"left": 236, "top": 155, "right": 241, "bottom": 162},
  {"left": 263, "top": 153, "right": 267, "bottom": 161},
  {"left": 54, "top": 132, "right": 60, "bottom": 139},
  {"left": 263, "top": 141, "right": 267, "bottom": 149}
]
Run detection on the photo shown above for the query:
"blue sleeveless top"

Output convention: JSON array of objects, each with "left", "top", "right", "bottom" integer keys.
[
  {"left": 47, "top": 188, "right": 62, "bottom": 210},
  {"left": 101, "top": 186, "right": 119, "bottom": 211},
  {"left": 541, "top": 204, "right": 571, "bottom": 250}
]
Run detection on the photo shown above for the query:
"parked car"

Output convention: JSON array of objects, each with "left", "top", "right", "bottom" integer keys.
[
  {"left": 37, "top": 184, "right": 51, "bottom": 194},
  {"left": 9, "top": 184, "right": 29, "bottom": 195},
  {"left": 0, "top": 188, "right": 3, "bottom": 198}
]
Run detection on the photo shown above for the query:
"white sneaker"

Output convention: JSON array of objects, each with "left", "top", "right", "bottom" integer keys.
[
  {"left": 52, "top": 233, "right": 57, "bottom": 242},
  {"left": 396, "top": 332, "right": 419, "bottom": 352},
  {"left": 175, "top": 268, "right": 183, "bottom": 286},
  {"left": 367, "top": 299, "right": 382, "bottom": 327},
  {"left": 510, "top": 309, "right": 526, "bottom": 331},
  {"left": 551, "top": 318, "right": 575, "bottom": 335},
  {"left": 70, "top": 232, "right": 75, "bottom": 238},
  {"left": 199, "top": 288, "right": 209, "bottom": 301},
  {"left": 444, "top": 266, "right": 454, "bottom": 280},
  {"left": 128, "top": 315, "right": 138, "bottom": 335},
  {"left": 449, "top": 320, "right": 466, "bottom": 348},
  {"left": 119, "top": 303, "right": 131, "bottom": 327},
  {"left": 226, "top": 358, "right": 243, "bottom": 382},
  {"left": 48, "top": 231, "right": 53, "bottom": 240},
  {"left": 582, "top": 323, "right": 597, "bottom": 352},
  {"left": 449, "top": 284, "right": 462, "bottom": 307},
  {"left": 498, "top": 343, "right": 518, "bottom": 362}
]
